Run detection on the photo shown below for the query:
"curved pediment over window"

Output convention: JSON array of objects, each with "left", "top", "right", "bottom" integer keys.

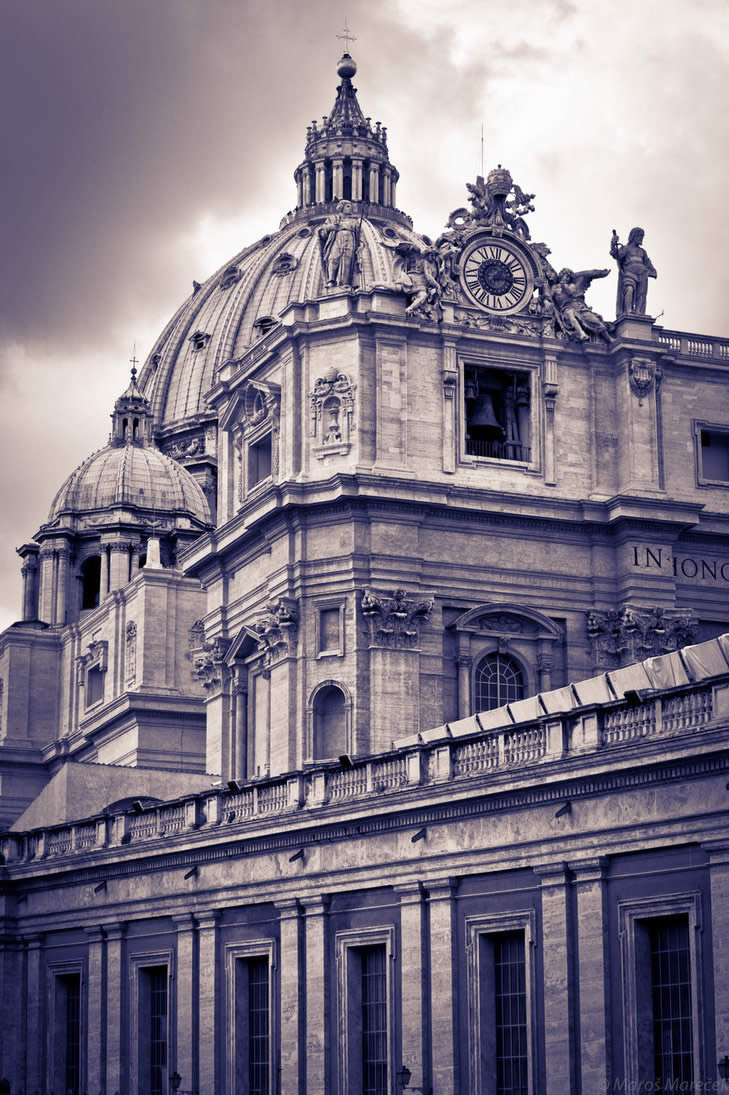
[{"left": 451, "top": 602, "right": 563, "bottom": 640}]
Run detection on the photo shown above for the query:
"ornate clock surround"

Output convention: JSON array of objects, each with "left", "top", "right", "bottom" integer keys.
[{"left": 459, "top": 231, "right": 538, "bottom": 316}]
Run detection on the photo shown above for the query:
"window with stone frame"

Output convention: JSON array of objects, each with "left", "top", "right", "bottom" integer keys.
[
  {"left": 317, "top": 603, "right": 345, "bottom": 657},
  {"left": 225, "top": 940, "right": 276, "bottom": 1095},
  {"left": 618, "top": 893, "right": 704, "bottom": 1091},
  {"left": 79, "top": 639, "right": 108, "bottom": 710},
  {"left": 138, "top": 965, "right": 169, "bottom": 1095},
  {"left": 465, "top": 911, "right": 537, "bottom": 1095},
  {"left": 248, "top": 432, "right": 273, "bottom": 489},
  {"left": 464, "top": 365, "right": 531, "bottom": 463},
  {"left": 474, "top": 651, "right": 526, "bottom": 711},
  {"left": 48, "top": 965, "right": 84, "bottom": 1095},
  {"left": 696, "top": 422, "right": 729, "bottom": 485},
  {"left": 336, "top": 927, "right": 395, "bottom": 1095}
]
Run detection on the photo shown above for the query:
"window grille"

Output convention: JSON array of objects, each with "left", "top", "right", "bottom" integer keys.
[
  {"left": 58, "top": 972, "right": 81, "bottom": 1095},
  {"left": 494, "top": 933, "right": 529, "bottom": 1095},
  {"left": 475, "top": 653, "right": 525, "bottom": 711},
  {"left": 361, "top": 945, "right": 388, "bottom": 1095},
  {"left": 248, "top": 956, "right": 270, "bottom": 1095},
  {"left": 649, "top": 916, "right": 694, "bottom": 1088},
  {"left": 148, "top": 966, "right": 168, "bottom": 1095}
]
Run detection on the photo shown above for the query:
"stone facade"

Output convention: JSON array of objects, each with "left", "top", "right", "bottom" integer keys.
[{"left": 0, "top": 47, "right": 728, "bottom": 1095}]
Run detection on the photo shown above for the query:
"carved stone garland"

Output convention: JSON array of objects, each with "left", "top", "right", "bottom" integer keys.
[
  {"left": 361, "top": 588, "right": 434, "bottom": 649},
  {"left": 587, "top": 604, "right": 696, "bottom": 670}
]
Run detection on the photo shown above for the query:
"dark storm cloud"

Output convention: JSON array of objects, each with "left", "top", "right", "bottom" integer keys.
[{"left": 0, "top": 0, "right": 360, "bottom": 349}]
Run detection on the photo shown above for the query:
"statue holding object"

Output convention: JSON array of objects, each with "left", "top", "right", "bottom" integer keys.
[
  {"left": 318, "top": 200, "right": 362, "bottom": 288},
  {"left": 552, "top": 268, "right": 613, "bottom": 344},
  {"left": 610, "top": 226, "right": 657, "bottom": 315}
]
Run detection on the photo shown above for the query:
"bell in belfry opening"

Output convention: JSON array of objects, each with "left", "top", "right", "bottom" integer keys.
[{"left": 468, "top": 391, "right": 504, "bottom": 442}]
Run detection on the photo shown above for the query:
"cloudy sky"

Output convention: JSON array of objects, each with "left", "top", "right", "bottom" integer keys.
[{"left": 1, "top": 0, "right": 727, "bottom": 630}]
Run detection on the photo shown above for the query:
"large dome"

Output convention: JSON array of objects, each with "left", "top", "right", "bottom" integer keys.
[
  {"left": 137, "top": 53, "right": 418, "bottom": 436},
  {"left": 48, "top": 441, "right": 211, "bottom": 525}
]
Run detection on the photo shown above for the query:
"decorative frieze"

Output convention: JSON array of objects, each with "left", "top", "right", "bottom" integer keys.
[
  {"left": 311, "top": 368, "right": 356, "bottom": 457},
  {"left": 361, "top": 588, "right": 434, "bottom": 648},
  {"left": 587, "top": 604, "right": 696, "bottom": 669}
]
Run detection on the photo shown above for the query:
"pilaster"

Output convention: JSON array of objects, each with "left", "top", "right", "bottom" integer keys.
[
  {"left": 570, "top": 857, "right": 610, "bottom": 1092},
  {"left": 277, "top": 899, "right": 303, "bottom": 1095},
  {"left": 704, "top": 839, "right": 729, "bottom": 1069},
  {"left": 24, "top": 933, "right": 44, "bottom": 1090},
  {"left": 173, "top": 913, "right": 196, "bottom": 1089},
  {"left": 105, "top": 921, "right": 127, "bottom": 1094},
  {"left": 427, "top": 879, "right": 458, "bottom": 1095},
  {"left": 395, "top": 883, "right": 427, "bottom": 1093},
  {"left": 303, "top": 895, "right": 330, "bottom": 1094},
  {"left": 538, "top": 863, "right": 574, "bottom": 1095},
  {"left": 198, "top": 910, "right": 219, "bottom": 1091},
  {"left": 85, "top": 925, "right": 106, "bottom": 1093}
]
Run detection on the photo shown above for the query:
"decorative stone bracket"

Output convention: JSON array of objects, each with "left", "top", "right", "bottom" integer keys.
[
  {"left": 189, "top": 634, "right": 231, "bottom": 693},
  {"left": 361, "top": 588, "right": 434, "bottom": 648},
  {"left": 587, "top": 604, "right": 696, "bottom": 670}
]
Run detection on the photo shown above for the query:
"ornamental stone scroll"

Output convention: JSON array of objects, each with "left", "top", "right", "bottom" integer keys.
[{"left": 361, "top": 588, "right": 434, "bottom": 649}]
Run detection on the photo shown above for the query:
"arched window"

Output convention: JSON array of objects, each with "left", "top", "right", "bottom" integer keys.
[
  {"left": 80, "top": 556, "right": 101, "bottom": 610},
  {"left": 474, "top": 652, "right": 525, "bottom": 711},
  {"left": 313, "top": 684, "right": 346, "bottom": 759}
]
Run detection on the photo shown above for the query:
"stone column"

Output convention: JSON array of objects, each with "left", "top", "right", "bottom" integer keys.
[
  {"left": 428, "top": 880, "right": 458, "bottom": 1095},
  {"left": 131, "top": 541, "right": 143, "bottom": 575},
  {"left": 704, "top": 838, "right": 729, "bottom": 1072},
  {"left": 352, "top": 159, "right": 363, "bottom": 201},
  {"left": 296, "top": 171, "right": 303, "bottom": 208},
  {"left": 99, "top": 543, "right": 110, "bottom": 602},
  {"left": 277, "top": 899, "right": 303, "bottom": 1095},
  {"left": 391, "top": 176, "right": 397, "bottom": 207},
  {"left": 198, "top": 910, "right": 219, "bottom": 1091},
  {"left": 315, "top": 162, "right": 326, "bottom": 203},
  {"left": 395, "top": 883, "right": 427, "bottom": 1092},
  {"left": 537, "top": 641, "right": 553, "bottom": 692},
  {"left": 19, "top": 550, "right": 39, "bottom": 621},
  {"left": 109, "top": 541, "right": 131, "bottom": 591},
  {"left": 538, "top": 864, "right": 574, "bottom": 1095},
  {"left": 233, "top": 666, "right": 248, "bottom": 779},
  {"left": 25, "top": 933, "right": 44, "bottom": 1091},
  {"left": 303, "top": 895, "right": 330, "bottom": 1094},
  {"left": 571, "top": 857, "right": 610, "bottom": 1092},
  {"left": 85, "top": 926, "right": 106, "bottom": 1094},
  {"left": 54, "top": 546, "right": 70, "bottom": 625},
  {"left": 457, "top": 653, "right": 472, "bottom": 720},
  {"left": 174, "top": 913, "right": 196, "bottom": 1089},
  {"left": 105, "top": 922, "right": 127, "bottom": 1095},
  {"left": 38, "top": 548, "right": 55, "bottom": 623},
  {"left": 332, "top": 158, "right": 343, "bottom": 200},
  {"left": 383, "top": 166, "right": 392, "bottom": 206},
  {"left": 303, "top": 166, "right": 312, "bottom": 205},
  {"left": 369, "top": 162, "right": 380, "bottom": 204}
]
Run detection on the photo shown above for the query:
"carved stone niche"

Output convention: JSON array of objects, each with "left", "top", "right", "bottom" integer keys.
[
  {"left": 587, "top": 604, "right": 696, "bottom": 671},
  {"left": 361, "top": 589, "right": 434, "bottom": 649},
  {"left": 311, "top": 368, "right": 356, "bottom": 458},
  {"left": 450, "top": 603, "right": 563, "bottom": 715}
]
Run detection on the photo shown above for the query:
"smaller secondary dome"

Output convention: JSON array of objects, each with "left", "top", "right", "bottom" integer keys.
[
  {"left": 48, "top": 443, "right": 211, "bottom": 525},
  {"left": 337, "top": 52, "right": 357, "bottom": 78}
]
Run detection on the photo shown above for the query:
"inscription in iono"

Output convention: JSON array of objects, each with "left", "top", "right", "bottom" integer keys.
[{"left": 633, "top": 546, "right": 729, "bottom": 583}]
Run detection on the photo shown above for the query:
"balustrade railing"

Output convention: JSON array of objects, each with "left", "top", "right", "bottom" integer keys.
[{"left": 1, "top": 678, "right": 724, "bottom": 866}]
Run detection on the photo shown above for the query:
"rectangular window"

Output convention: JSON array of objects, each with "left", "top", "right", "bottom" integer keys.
[
  {"left": 336, "top": 928, "right": 395, "bottom": 1095},
  {"left": 648, "top": 916, "right": 694, "bottom": 1088},
  {"left": 226, "top": 942, "right": 275, "bottom": 1095},
  {"left": 248, "top": 434, "right": 273, "bottom": 489},
  {"left": 318, "top": 605, "right": 343, "bottom": 656},
  {"left": 619, "top": 895, "right": 703, "bottom": 1090},
  {"left": 700, "top": 428, "right": 729, "bottom": 483},
  {"left": 52, "top": 972, "right": 82, "bottom": 1095},
  {"left": 494, "top": 933, "right": 529, "bottom": 1095},
  {"left": 465, "top": 912, "right": 536, "bottom": 1095},
  {"left": 86, "top": 664, "right": 104, "bottom": 707},
  {"left": 464, "top": 365, "right": 531, "bottom": 463},
  {"left": 139, "top": 965, "right": 168, "bottom": 1095}
]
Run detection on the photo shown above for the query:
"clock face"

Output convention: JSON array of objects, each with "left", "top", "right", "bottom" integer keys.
[{"left": 460, "top": 237, "right": 534, "bottom": 314}]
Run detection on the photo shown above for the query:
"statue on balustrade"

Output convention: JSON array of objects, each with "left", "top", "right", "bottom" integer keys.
[
  {"left": 318, "top": 200, "right": 362, "bottom": 288},
  {"left": 610, "top": 226, "right": 657, "bottom": 315}
]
